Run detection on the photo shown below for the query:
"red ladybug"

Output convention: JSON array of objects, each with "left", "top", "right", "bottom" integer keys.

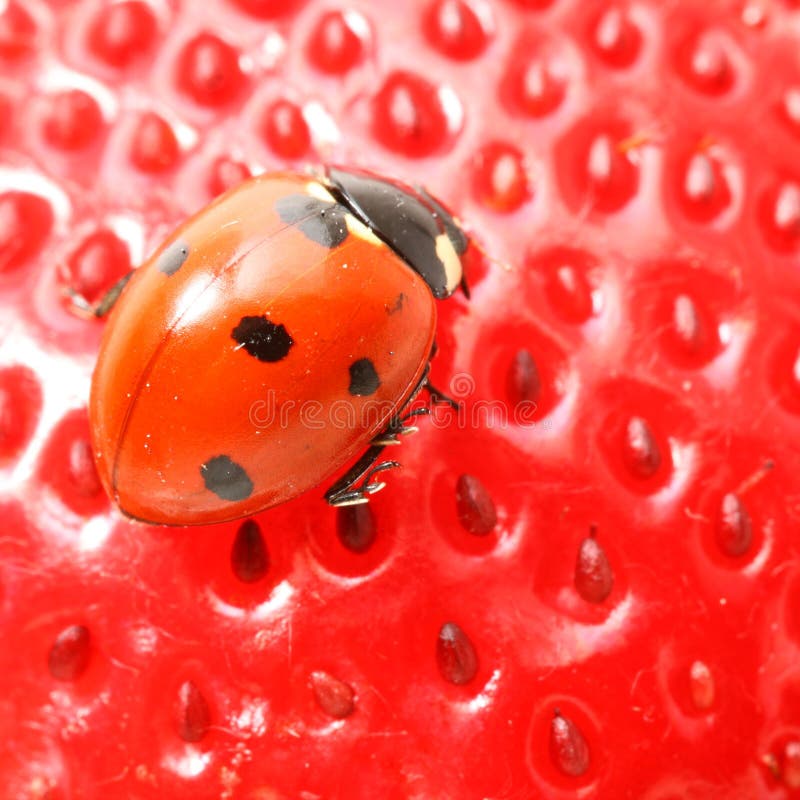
[{"left": 89, "top": 167, "right": 469, "bottom": 525}]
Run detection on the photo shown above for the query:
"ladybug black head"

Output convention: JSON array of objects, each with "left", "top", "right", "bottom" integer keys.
[{"left": 325, "top": 167, "right": 468, "bottom": 300}]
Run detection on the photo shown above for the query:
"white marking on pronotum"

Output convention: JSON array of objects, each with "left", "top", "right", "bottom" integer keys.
[
  {"left": 344, "top": 213, "right": 382, "bottom": 246},
  {"left": 305, "top": 180, "right": 335, "bottom": 202},
  {"left": 435, "top": 232, "right": 463, "bottom": 295}
]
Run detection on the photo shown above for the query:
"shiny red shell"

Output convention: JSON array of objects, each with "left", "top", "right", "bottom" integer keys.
[{"left": 90, "top": 172, "right": 437, "bottom": 525}]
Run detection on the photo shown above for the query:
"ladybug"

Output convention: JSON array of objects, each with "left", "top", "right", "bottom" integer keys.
[{"left": 88, "top": 167, "right": 470, "bottom": 525}]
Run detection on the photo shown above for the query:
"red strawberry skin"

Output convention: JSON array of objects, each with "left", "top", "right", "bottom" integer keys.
[{"left": 2, "top": 1, "right": 800, "bottom": 798}]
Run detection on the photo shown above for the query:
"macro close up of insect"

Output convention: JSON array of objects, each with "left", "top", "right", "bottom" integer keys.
[{"left": 2, "top": 1, "right": 800, "bottom": 798}]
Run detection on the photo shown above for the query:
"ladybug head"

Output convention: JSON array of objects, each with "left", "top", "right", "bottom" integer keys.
[{"left": 325, "top": 167, "right": 468, "bottom": 300}]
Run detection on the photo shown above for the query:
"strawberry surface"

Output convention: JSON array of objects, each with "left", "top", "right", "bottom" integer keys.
[{"left": 1, "top": 0, "right": 800, "bottom": 798}]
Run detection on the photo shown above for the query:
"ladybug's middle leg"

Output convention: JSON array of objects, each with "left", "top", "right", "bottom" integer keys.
[
  {"left": 324, "top": 445, "right": 401, "bottom": 507},
  {"left": 422, "top": 378, "right": 459, "bottom": 410},
  {"left": 423, "top": 344, "right": 461, "bottom": 409}
]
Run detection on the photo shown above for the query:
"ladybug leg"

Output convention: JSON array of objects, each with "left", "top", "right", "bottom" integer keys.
[
  {"left": 67, "top": 271, "right": 134, "bottom": 318},
  {"left": 371, "top": 407, "right": 430, "bottom": 446},
  {"left": 326, "top": 361, "right": 456, "bottom": 506},
  {"left": 423, "top": 377, "right": 460, "bottom": 410},
  {"left": 425, "top": 345, "right": 461, "bottom": 408},
  {"left": 324, "top": 445, "right": 401, "bottom": 507}
]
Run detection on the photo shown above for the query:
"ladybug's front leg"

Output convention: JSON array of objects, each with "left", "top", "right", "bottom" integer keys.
[
  {"left": 423, "top": 378, "right": 459, "bottom": 410},
  {"left": 67, "top": 271, "right": 135, "bottom": 318}
]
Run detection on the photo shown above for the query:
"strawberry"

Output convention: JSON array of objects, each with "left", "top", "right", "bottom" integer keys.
[{"left": 1, "top": 0, "right": 800, "bottom": 798}]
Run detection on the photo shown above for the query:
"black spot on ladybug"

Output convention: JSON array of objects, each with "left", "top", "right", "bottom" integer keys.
[
  {"left": 200, "top": 455, "right": 253, "bottom": 502},
  {"left": 348, "top": 358, "right": 381, "bottom": 396},
  {"left": 157, "top": 239, "right": 190, "bottom": 276},
  {"left": 275, "top": 194, "right": 349, "bottom": 249},
  {"left": 232, "top": 316, "right": 294, "bottom": 362},
  {"left": 387, "top": 292, "right": 406, "bottom": 315}
]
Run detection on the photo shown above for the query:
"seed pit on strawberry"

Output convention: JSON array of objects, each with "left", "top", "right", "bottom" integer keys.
[
  {"left": 500, "top": 30, "right": 570, "bottom": 120},
  {"left": 0, "top": 2, "right": 36, "bottom": 61},
  {"left": 630, "top": 259, "right": 740, "bottom": 371},
  {"left": 67, "top": 439, "right": 103, "bottom": 498},
  {"left": 549, "top": 708, "right": 590, "bottom": 777},
  {"left": 507, "top": 348, "right": 541, "bottom": 405},
  {"left": 309, "top": 669, "right": 356, "bottom": 719},
  {"left": 47, "top": 624, "right": 91, "bottom": 682},
  {"left": 175, "top": 679, "right": 211, "bottom": 743},
  {"left": 305, "top": 492, "right": 394, "bottom": 578},
  {"left": 428, "top": 431, "right": 531, "bottom": 557},
  {"left": 478, "top": 322, "right": 568, "bottom": 423},
  {"left": 86, "top": 1, "right": 158, "bottom": 69},
  {"left": 306, "top": 10, "right": 369, "bottom": 75},
  {"left": 526, "top": 698, "right": 600, "bottom": 790},
  {"left": 260, "top": 98, "right": 312, "bottom": 160},
  {"left": 422, "top": 0, "right": 492, "bottom": 62},
  {"left": 230, "top": 518, "right": 270, "bottom": 583},
  {"left": 621, "top": 416, "right": 662, "bottom": 479},
  {"left": 668, "top": 143, "right": 738, "bottom": 226},
  {"left": 130, "top": 112, "right": 181, "bottom": 173},
  {"left": 455, "top": 473, "right": 497, "bottom": 535},
  {"left": 172, "top": 516, "right": 294, "bottom": 608},
  {"left": 335, "top": 503, "right": 376, "bottom": 554},
  {"left": 590, "top": 381, "right": 686, "bottom": 496},
  {"left": 662, "top": 653, "right": 722, "bottom": 720},
  {"left": 471, "top": 141, "right": 531, "bottom": 213},
  {"left": 688, "top": 453, "right": 784, "bottom": 576},
  {"left": 530, "top": 246, "right": 599, "bottom": 324},
  {"left": 534, "top": 512, "right": 628, "bottom": 625},
  {"left": 175, "top": 33, "right": 248, "bottom": 109},
  {"left": 38, "top": 409, "right": 109, "bottom": 517},
  {"left": 758, "top": 177, "right": 800, "bottom": 253},
  {"left": 436, "top": 621, "right": 478, "bottom": 685},
  {"left": 715, "top": 491, "right": 753, "bottom": 558},
  {"left": 574, "top": 526, "right": 614, "bottom": 604},
  {"left": 587, "top": 4, "right": 643, "bottom": 69},
  {"left": 673, "top": 27, "right": 739, "bottom": 97},
  {"left": 556, "top": 116, "right": 642, "bottom": 214},
  {"left": 687, "top": 659, "right": 715, "bottom": 711},
  {"left": 372, "top": 70, "right": 461, "bottom": 157},
  {"left": 41, "top": 90, "right": 105, "bottom": 152}
]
